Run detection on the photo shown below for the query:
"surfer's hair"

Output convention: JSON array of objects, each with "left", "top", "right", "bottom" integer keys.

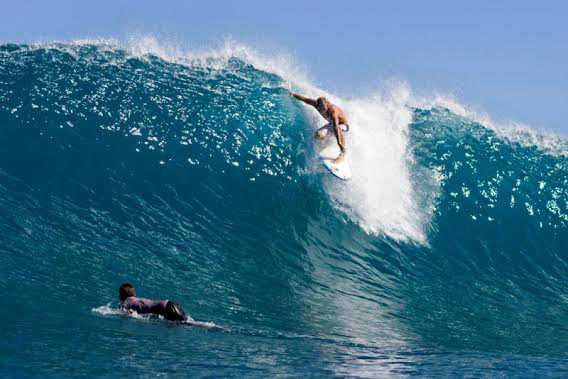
[
  {"left": 119, "top": 283, "right": 136, "bottom": 301},
  {"left": 316, "top": 97, "right": 330, "bottom": 109}
]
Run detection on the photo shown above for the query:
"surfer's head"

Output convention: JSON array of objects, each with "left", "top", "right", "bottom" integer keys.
[
  {"left": 119, "top": 283, "right": 136, "bottom": 301},
  {"left": 316, "top": 97, "right": 330, "bottom": 111}
]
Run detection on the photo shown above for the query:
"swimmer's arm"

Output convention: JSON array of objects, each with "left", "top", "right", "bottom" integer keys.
[{"left": 291, "top": 93, "right": 317, "bottom": 107}]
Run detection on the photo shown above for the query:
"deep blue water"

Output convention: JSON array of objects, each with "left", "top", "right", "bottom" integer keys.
[{"left": 1, "top": 42, "right": 568, "bottom": 377}]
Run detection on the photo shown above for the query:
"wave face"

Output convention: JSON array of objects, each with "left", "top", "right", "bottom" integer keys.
[{"left": 1, "top": 42, "right": 568, "bottom": 377}]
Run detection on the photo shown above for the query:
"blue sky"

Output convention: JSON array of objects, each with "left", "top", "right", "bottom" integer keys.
[{"left": 2, "top": 1, "right": 566, "bottom": 131}]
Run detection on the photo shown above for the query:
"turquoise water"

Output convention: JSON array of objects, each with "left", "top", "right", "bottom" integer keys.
[{"left": 1, "top": 42, "right": 568, "bottom": 377}]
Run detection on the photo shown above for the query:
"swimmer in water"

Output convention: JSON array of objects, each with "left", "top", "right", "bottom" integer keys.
[{"left": 119, "top": 283, "right": 188, "bottom": 322}]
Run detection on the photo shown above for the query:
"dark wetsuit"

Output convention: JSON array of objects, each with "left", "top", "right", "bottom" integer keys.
[
  {"left": 121, "top": 297, "right": 187, "bottom": 322},
  {"left": 122, "top": 297, "right": 167, "bottom": 315}
]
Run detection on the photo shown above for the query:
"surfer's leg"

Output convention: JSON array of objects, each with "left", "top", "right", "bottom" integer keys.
[
  {"left": 162, "top": 300, "right": 188, "bottom": 322},
  {"left": 335, "top": 127, "right": 346, "bottom": 150}
]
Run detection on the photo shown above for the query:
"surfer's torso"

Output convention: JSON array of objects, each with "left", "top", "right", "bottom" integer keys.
[
  {"left": 317, "top": 104, "right": 349, "bottom": 126},
  {"left": 121, "top": 297, "right": 168, "bottom": 315}
]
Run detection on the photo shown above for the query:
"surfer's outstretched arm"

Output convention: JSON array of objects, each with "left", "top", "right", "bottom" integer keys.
[{"left": 291, "top": 93, "right": 317, "bottom": 107}]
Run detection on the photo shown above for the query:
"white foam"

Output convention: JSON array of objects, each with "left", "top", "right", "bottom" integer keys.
[
  {"left": 121, "top": 35, "right": 313, "bottom": 87},
  {"left": 91, "top": 303, "right": 123, "bottom": 316},
  {"left": 91, "top": 303, "right": 158, "bottom": 320},
  {"left": 317, "top": 83, "right": 430, "bottom": 243}
]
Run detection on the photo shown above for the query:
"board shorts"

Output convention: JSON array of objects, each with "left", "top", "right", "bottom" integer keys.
[
  {"left": 315, "top": 123, "right": 349, "bottom": 152},
  {"left": 315, "top": 123, "right": 350, "bottom": 139}
]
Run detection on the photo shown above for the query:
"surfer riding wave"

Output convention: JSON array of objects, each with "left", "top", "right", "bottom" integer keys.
[{"left": 291, "top": 93, "right": 349, "bottom": 164}]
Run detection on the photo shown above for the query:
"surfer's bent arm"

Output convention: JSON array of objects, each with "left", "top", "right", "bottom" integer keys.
[{"left": 291, "top": 93, "right": 317, "bottom": 107}]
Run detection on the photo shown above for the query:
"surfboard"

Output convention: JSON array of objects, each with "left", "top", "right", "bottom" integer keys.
[{"left": 319, "top": 143, "right": 352, "bottom": 181}]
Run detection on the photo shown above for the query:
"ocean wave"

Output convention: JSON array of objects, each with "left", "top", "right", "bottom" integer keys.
[{"left": 1, "top": 39, "right": 567, "bottom": 361}]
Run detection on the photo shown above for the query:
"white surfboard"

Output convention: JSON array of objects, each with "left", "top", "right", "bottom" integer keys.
[{"left": 319, "top": 143, "right": 352, "bottom": 181}]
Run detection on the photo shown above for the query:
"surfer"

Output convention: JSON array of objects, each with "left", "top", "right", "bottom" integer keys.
[
  {"left": 291, "top": 93, "right": 349, "bottom": 163},
  {"left": 119, "top": 283, "right": 188, "bottom": 322}
]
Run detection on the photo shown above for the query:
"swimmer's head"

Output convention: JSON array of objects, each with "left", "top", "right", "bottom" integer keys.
[
  {"left": 119, "top": 283, "right": 136, "bottom": 301},
  {"left": 316, "top": 97, "right": 330, "bottom": 111}
]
